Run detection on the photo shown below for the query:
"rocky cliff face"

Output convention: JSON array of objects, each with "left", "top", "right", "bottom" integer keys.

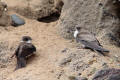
[
  {"left": 58, "top": 0, "right": 101, "bottom": 39},
  {"left": 58, "top": 0, "right": 120, "bottom": 46},
  {"left": 6, "top": 0, "right": 63, "bottom": 19}
]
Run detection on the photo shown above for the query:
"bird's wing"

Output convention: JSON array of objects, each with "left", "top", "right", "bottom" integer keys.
[
  {"left": 76, "top": 32, "right": 102, "bottom": 46},
  {"left": 18, "top": 43, "right": 36, "bottom": 57},
  {"left": 80, "top": 40, "right": 109, "bottom": 53},
  {"left": 94, "top": 39, "right": 102, "bottom": 46}
]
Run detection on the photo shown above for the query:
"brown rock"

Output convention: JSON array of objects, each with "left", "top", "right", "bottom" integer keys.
[
  {"left": 7, "top": 0, "right": 63, "bottom": 19},
  {"left": 92, "top": 68, "right": 120, "bottom": 80},
  {"left": 57, "top": 0, "right": 120, "bottom": 46},
  {"left": 0, "top": 2, "right": 11, "bottom": 27}
]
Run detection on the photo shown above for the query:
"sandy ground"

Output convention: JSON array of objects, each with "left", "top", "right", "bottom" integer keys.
[{"left": 0, "top": 14, "right": 74, "bottom": 80}]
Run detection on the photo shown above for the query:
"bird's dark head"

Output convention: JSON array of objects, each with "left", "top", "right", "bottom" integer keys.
[
  {"left": 76, "top": 26, "right": 81, "bottom": 31},
  {"left": 21, "top": 36, "right": 32, "bottom": 43}
]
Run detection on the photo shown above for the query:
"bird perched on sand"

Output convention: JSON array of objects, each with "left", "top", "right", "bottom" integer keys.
[
  {"left": 11, "top": 36, "right": 36, "bottom": 70},
  {"left": 74, "top": 26, "right": 109, "bottom": 55}
]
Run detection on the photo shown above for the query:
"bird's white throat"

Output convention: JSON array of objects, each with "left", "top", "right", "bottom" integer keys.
[
  {"left": 21, "top": 40, "right": 32, "bottom": 43},
  {"left": 27, "top": 40, "right": 31, "bottom": 43},
  {"left": 74, "top": 30, "right": 79, "bottom": 38},
  {"left": 4, "top": 8, "right": 7, "bottom": 11}
]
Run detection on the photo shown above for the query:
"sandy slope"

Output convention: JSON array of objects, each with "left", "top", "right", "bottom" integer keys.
[{"left": 0, "top": 15, "right": 74, "bottom": 80}]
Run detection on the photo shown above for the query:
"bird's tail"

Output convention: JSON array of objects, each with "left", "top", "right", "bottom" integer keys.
[
  {"left": 94, "top": 45, "right": 109, "bottom": 53},
  {"left": 15, "top": 57, "right": 26, "bottom": 70},
  {"left": 79, "top": 40, "right": 109, "bottom": 55}
]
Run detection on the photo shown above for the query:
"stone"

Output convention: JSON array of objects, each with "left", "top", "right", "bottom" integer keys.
[
  {"left": 11, "top": 14, "right": 25, "bottom": 27},
  {"left": 108, "top": 74, "right": 120, "bottom": 80},
  {"left": 92, "top": 68, "right": 120, "bottom": 80},
  {"left": 59, "top": 57, "right": 72, "bottom": 66},
  {"left": 68, "top": 76, "right": 88, "bottom": 80},
  {"left": 61, "top": 48, "right": 68, "bottom": 53},
  {"left": 57, "top": 0, "right": 120, "bottom": 46}
]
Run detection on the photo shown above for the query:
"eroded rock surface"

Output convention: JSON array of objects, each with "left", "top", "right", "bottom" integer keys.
[
  {"left": 6, "top": 0, "right": 63, "bottom": 19},
  {"left": 92, "top": 68, "right": 120, "bottom": 80},
  {"left": 58, "top": 0, "right": 120, "bottom": 46}
]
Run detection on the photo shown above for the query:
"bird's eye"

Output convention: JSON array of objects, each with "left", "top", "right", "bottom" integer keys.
[{"left": 26, "top": 39, "right": 29, "bottom": 41}]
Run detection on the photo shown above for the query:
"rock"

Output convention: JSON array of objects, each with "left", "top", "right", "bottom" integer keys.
[
  {"left": 68, "top": 76, "right": 77, "bottom": 80},
  {"left": 0, "top": 13, "right": 11, "bottom": 26},
  {"left": 59, "top": 57, "right": 72, "bottom": 66},
  {"left": 102, "top": 62, "right": 108, "bottom": 68},
  {"left": 0, "top": 65, "right": 7, "bottom": 68},
  {"left": 54, "top": 0, "right": 64, "bottom": 14},
  {"left": 61, "top": 48, "right": 68, "bottom": 53},
  {"left": 103, "top": 0, "right": 120, "bottom": 18},
  {"left": 68, "top": 76, "right": 88, "bottom": 80},
  {"left": 108, "top": 74, "right": 120, "bottom": 80},
  {"left": 56, "top": 70, "right": 64, "bottom": 79},
  {"left": 92, "top": 68, "right": 120, "bottom": 80},
  {"left": 6, "top": 0, "right": 63, "bottom": 19},
  {"left": 79, "top": 77, "right": 88, "bottom": 80},
  {"left": 0, "top": 41, "right": 13, "bottom": 65},
  {"left": 59, "top": 50, "right": 94, "bottom": 73},
  {"left": 58, "top": 0, "right": 101, "bottom": 39},
  {"left": 58, "top": 0, "right": 120, "bottom": 46},
  {"left": 11, "top": 14, "right": 25, "bottom": 27}
]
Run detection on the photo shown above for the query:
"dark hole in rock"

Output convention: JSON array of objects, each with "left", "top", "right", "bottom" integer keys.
[
  {"left": 37, "top": 0, "right": 64, "bottom": 23},
  {"left": 103, "top": 0, "right": 120, "bottom": 19},
  {"left": 106, "top": 33, "right": 120, "bottom": 47},
  {"left": 114, "top": 2, "right": 120, "bottom": 19},
  {"left": 37, "top": 12, "right": 60, "bottom": 23}
]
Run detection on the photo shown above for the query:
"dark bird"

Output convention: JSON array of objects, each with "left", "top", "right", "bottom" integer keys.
[
  {"left": 74, "top": 26, "right": 109, "bottom": 55},
  {"left": 11, "top": 36, "right": 36, "bottom": 70}
]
